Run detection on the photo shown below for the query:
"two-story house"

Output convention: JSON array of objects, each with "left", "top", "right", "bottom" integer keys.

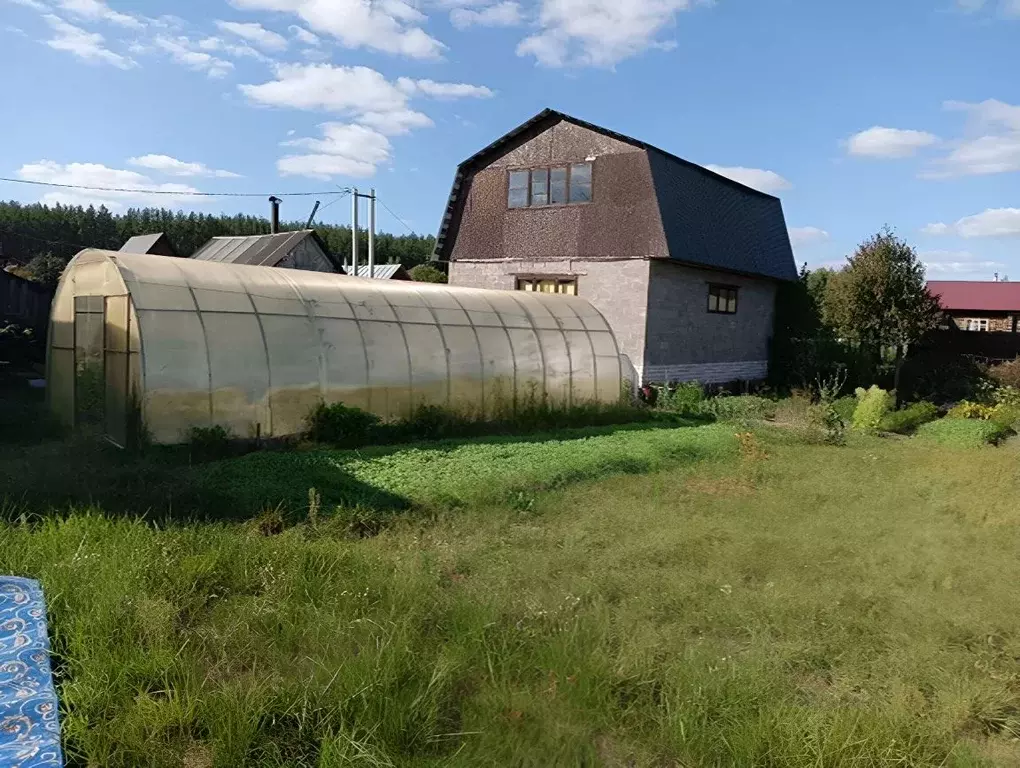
[{"left": 435, "top": 109, "right": 798, "bottom": 386}]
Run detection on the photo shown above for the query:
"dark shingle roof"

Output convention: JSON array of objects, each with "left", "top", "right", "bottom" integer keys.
[
  {"left": 191, "top": 230, "right": 341, "bottom": 271},
  {"left": 435, "top": 108, "right": 797, "bottom": 282}
]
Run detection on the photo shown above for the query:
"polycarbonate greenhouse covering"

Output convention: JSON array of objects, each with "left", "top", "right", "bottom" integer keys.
[{"left": 48, "top": 250, "right": 624, "bottom": 445}]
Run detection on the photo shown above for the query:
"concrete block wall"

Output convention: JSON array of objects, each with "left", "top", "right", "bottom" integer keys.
[
  {"left": 643, "top": 260, "right": 776, "bottom": 384},
  {"left": 449, "top": 258, "right": 649, "bottom": 379}
]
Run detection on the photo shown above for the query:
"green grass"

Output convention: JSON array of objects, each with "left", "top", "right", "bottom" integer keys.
[
  {"left": 193, "top": 422, "right": 736, "bottom": 516},
  {"left": 915, "top": 417, "right": 1012, "bottom": 447},
  {"left": 4, "top": 399, "right": 1020, "bottom": 765}
]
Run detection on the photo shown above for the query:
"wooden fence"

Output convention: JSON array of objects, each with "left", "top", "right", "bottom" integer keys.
[{"left": 1, "top": 269, "right": 53, "bottom": 336}]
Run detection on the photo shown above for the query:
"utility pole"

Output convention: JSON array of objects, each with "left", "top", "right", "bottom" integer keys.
[
  {"left": 351, "top": 187, "right": 358, "bottom": 276},
  {"left": 368, "top": 188, "right": 376, "bottom": 279},
  {"left": 350, "top": 189, "right": 377, "bottom": 279}
]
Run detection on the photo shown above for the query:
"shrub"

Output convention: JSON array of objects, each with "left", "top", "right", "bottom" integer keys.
[
  {"left": 852, "top": 386, "right": 893, "bottom": 434},
  {"left": 992, "top": 385, "right": 1020, "bottom": 407},
  {"left": 947, "top": 400, "right": 994, "bottom": 420},
  {"left": 989, "top": 404, "right": 1020, "bottom": 430},
  {"left": 915, "top": 418, "right": 1012, "bottom": 447},
  {"left": 408, "top": 264, "right": 447, "bottom": 284},
  {"left": 186, "top": 425, "right": 233, "bottom": 461},
  {"left": 304, "top": 402, "right": 381, "bottom": 447},
  {"left": 988, "top": 357, "right": 1020, "bottom": 389},
  {"left": 808, "top": 402, "right": 846, "bottom": 445},
  {"left": 655, "top": 382, "right": 703, "bottom": 414},
  {"left": 703, "top": 395, "right": 777, "bottom": 422},
  {"left": 879, "top": 402, "right": 939, "bottom": 435},
  {"left": 831, "top": 396, "right": 857, "bottom": 424}
]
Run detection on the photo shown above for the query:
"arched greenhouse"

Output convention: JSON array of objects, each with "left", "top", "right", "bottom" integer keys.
[{"left": 47, "top": 250, "right": 624, "bottom": 445}]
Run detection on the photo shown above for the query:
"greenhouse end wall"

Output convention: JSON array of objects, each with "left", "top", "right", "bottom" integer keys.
[{"left": 48, "top": 250, "right": 624, "bottom": 445}]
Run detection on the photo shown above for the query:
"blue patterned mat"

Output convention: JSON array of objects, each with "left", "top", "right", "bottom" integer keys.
[{"left": 1, "top": 578, "right": 62, "bottom": 768}]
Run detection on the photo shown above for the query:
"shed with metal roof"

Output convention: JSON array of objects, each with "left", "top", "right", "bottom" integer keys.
[{"left": 192, "top": 230, "right": 342, "bottom": 274}]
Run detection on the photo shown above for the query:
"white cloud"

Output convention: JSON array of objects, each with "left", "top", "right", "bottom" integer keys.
[
  {"left": 289, "top": 24, "right": 320, "bottom": 45},
  {"left": 955, "top": 0, "right": 986, "bottom": 10},
  {"left": 7, "top": 0, "right": 47, "bottom": 10},
  {"left": 197, "top": 35, "right": 273, "bottom": 63},
  {"left": 242, "top": 64, "right": 410, "bottom": 114},
  {"left": 396, "top": 77, "right": 494, "bottom": 99},
  {"left": 16, "top": 160, "right": 202, "bottom": 210},
  {"left": 227, "top": 0, "right": 444, "bottom": 59},
  {"left": 922, "top": 222, "right": 951, "bottom": 236},
  {"left": 921, "top": 249, "right": 1005, "bottom": 278},
  {"left": 924, "top": 99, "right": 1020, "bottom": 177},
  {"left": 450, "top": 1, "right": 521, "bottom": 28},
  {"left": 846, "top": 126, "right": 939, "bottom": 158},
  {"left": 57, "top": 0, "right": 144, "bottom": 29},
  {"left": 704, "top": 165, "right": 792, "bottom": 194},
  {"left": 240, "top": 64, "right": 489, "bottom": 131},
  {"left": 154, "top": 36, "right": 234, "bottom": 78},
  {"left": 789, "top": 227, "right": 830, "bottom": 247},
  {"left": 359, "top": 109, "right": 435, "bottom": 135},
  {"left": 215, "top": 20, "right": 288, "bottom": 51},
  {"left": 955, "top": 0, "right": 1020, "bottom": 15},
  {"left": 279, "top": 122, "right": 392, "bottom": 179},
  {"left": 924, "top": 208, "right": 1020, "bottom": 238},
  {"left": 43, "top": 14, "right": 136, "bottom": 69},
  {"left": 516, "top": 0, "right": 705, "bottom": 68},
  {"left": 1004, "top": 0, "right": 1020, "bottom": 16},
  {"left": 241, "top": 63, "right": 492, "bottom": 178},
  {"left": 128, "top": 154, "right": 242, "bottom": 178}
]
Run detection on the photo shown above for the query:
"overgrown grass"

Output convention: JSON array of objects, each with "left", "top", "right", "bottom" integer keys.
[{"left": 3, "top": 431, "right": 1019, "bottom": 765}]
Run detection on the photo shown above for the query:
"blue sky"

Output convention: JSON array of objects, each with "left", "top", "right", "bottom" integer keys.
[{"left": 1, "top": 0, "right": 1018, "bottom": 278}]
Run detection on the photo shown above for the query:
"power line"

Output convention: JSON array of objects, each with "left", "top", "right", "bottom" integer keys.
[
  {"left": 377, "top": 197, "right": 417, "bottom": 234},
  {"left": 0, "top": 177, "right": 351, "bottom": 198}
]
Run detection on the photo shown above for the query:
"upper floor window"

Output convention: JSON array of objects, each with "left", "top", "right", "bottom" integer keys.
[
  {"left": 508, "top": 163, "right": 592, "bottom": 208},
  {"left": 708, "top": 284, "right": 738, "bottom": 314},
  {"left": 963, "top": 318, "right": 989, "bottom": 332}
]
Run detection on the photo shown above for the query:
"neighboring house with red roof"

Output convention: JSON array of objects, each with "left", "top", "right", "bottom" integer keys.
[{"left": 928, "top": 281, "right": 1020, "bottom": 333}]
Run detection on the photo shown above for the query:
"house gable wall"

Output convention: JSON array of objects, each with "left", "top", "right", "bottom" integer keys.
[{"left": 449, "top": 120, "right": 668, "bottom": 263}]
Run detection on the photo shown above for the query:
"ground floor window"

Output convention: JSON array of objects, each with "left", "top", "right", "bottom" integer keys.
[
  {"left": 962, "top": 318, "right": 989, "bottom": 332},
  {"left": 516, "top": 277, "right": 577, "bottom": 295},
  {"left": 708, "top": 284, "right": 738, "bottom": 314}
]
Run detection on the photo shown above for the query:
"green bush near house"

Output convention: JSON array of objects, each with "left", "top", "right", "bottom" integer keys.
[
  {"left": 655, "top": 382, "right": 704, "bottom": 414},
  {"left": 915, "top": 418, "right": 1012, "bottom": 447},
  {"left": 879, "top": 401, "right": 939, "bottom": 434},
  {"left": 852, "top": 386, "right": 893, "bottom": 434}
]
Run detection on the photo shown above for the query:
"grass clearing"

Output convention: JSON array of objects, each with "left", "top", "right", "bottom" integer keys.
[{"left": 3, "top": 419, "right": 1020, "bottom": 765}]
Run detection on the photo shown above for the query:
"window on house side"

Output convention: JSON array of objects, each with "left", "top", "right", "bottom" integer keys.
[
  {"left": 516, "top": 277, "right": 577, "bottom": 295},
  {"left": 531, "top": 168, "right": 549, "bottom": 206},
  {"left": 964, "top": 318, "right": 989, "bottom": 332},
  {"left": 508, "top": 170, "right": 530, "bottom": 208},
  {"left": 708, "top": 284, "right": 738, "bottom": 314},
  {"left": 570, "top": 163, "right": 592, "bottom": 203},
  {"left": 550, "top": 167, "right": 568, "bottom": 205}
]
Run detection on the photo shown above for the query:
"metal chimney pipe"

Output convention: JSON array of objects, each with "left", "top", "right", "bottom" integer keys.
[{"left": 269, "top": 196, "right": 282, "bottom": 234}]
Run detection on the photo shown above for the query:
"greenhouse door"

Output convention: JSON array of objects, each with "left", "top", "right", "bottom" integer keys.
[
  {"left": 102, "top": 295, "right": 132, "bottom": 448},
  {"left": 73, "top": 295, "right": 106, "bottom": 430},
  {"left": 72, "top": 294, "right": 132, "bottom": 446}
]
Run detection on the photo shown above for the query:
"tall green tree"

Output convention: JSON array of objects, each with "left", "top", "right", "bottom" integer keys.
[{"left": 823, "top": 229, "right": 942, "bottom": 396}]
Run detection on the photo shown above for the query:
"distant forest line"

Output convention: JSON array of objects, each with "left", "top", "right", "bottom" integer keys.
[{"left": 0, "top": 201, "right": 437, "bottom": 269}]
